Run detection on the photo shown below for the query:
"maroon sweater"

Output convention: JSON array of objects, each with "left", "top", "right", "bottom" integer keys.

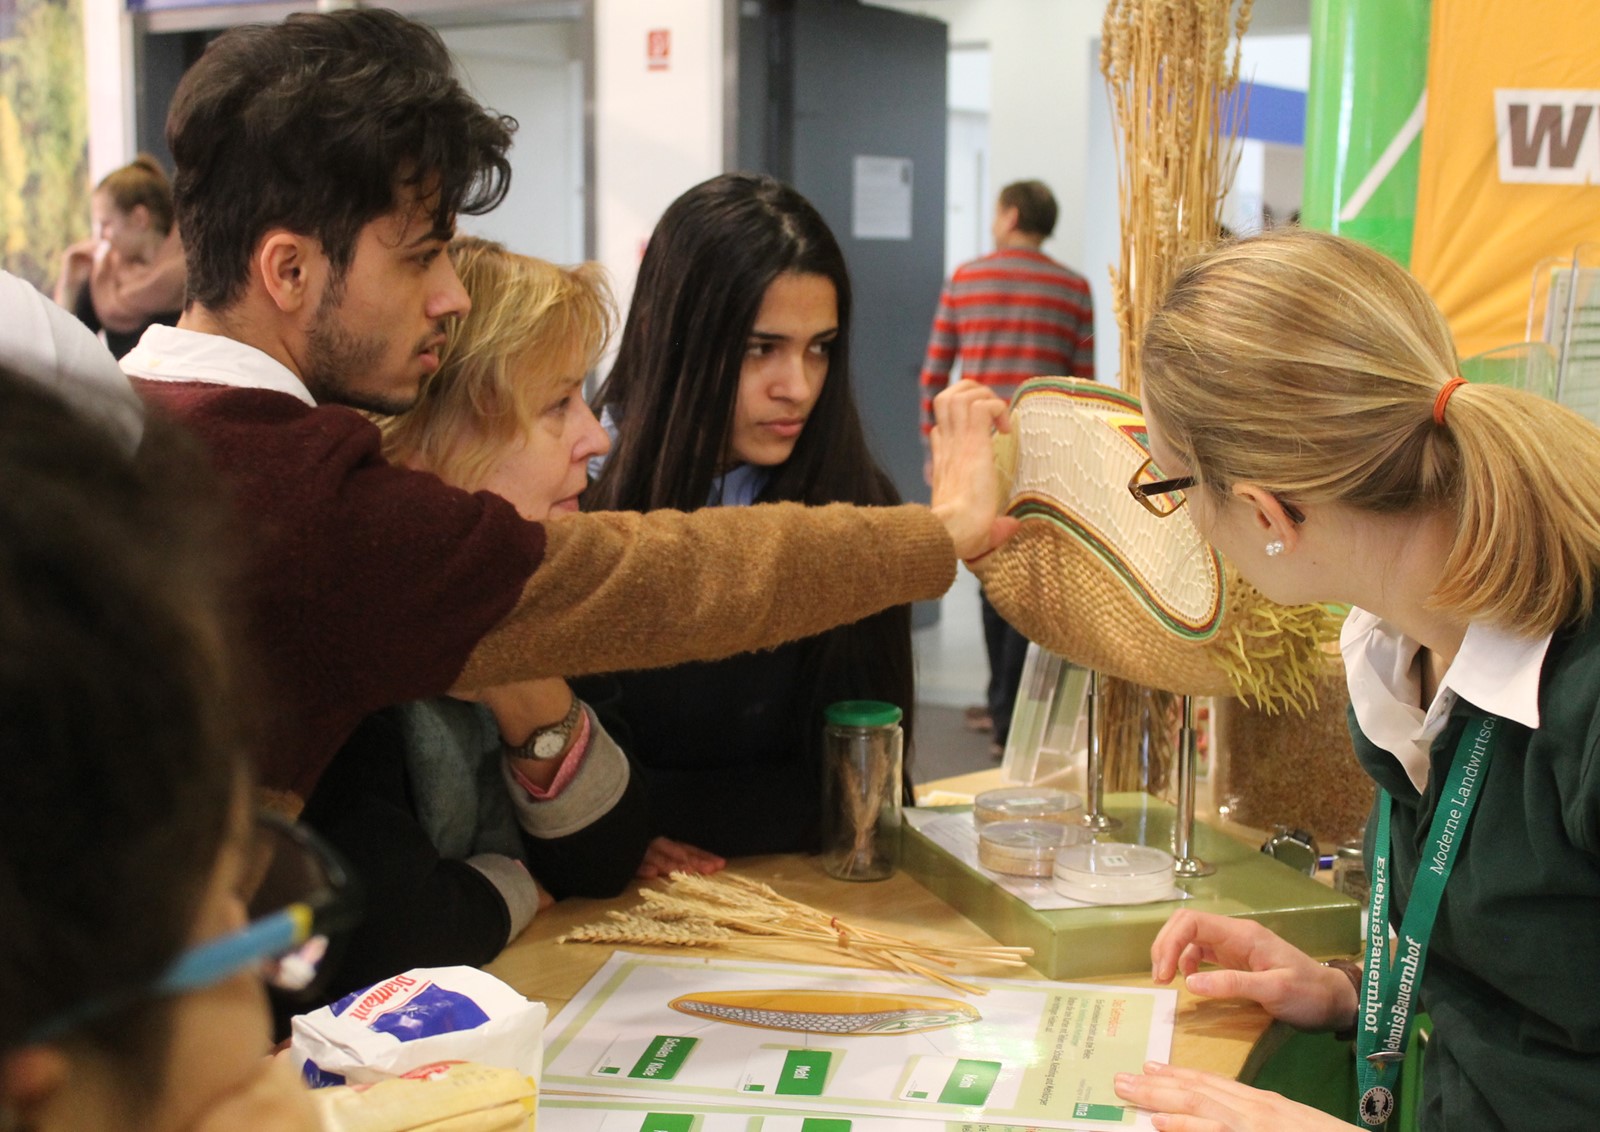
[{"left": 136, "top": 381, "right": 543, "bottom": 800}]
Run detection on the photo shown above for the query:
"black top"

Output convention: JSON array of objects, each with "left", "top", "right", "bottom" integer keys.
[
  {"left": 72, "top": 286, "right": 179, "bottom": 360},
  {"left": 576, "top": 617, "right": 910, "bottom": 858},
  {"left": 279, "top": 708, "right": 648, "bottom": 1034}
]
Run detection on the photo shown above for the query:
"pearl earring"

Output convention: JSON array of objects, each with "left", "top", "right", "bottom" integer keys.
[{"left": 1265, "top": 539, "right": 1285, "bottom": 557}]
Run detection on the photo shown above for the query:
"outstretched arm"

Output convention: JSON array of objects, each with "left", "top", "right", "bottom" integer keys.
[{"left": 457, "top": 382, "right": 1014, "bottom": 690}]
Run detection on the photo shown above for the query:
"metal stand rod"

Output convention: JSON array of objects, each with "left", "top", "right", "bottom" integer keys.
[
  {"left": 1081, "top": 670, "right": 1121, "bottom": 832},
  {"left": 1172, "top": 694, "right": 1215, "bottom": 877}
]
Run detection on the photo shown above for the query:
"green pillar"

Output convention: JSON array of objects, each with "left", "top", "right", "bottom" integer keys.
[{"left": 1302, "top": 0, "right": 1431, "bottom": 266}]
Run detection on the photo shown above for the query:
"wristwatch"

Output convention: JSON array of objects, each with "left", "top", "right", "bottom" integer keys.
[
  {"left": 505, "top": 697, "right": 584, "bottom": 761},
  {"left": 1324, "top": 959, "right": 1363, "bottom": 1042}
]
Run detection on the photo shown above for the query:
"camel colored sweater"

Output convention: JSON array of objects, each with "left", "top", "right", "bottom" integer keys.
[{"left": 131, "top": 380, "right": 955, "bottom": 802}]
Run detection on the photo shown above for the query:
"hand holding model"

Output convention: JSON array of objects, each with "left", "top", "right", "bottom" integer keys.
[{"left": 927, "top": 379, "right": 1018, "bottom": 562}]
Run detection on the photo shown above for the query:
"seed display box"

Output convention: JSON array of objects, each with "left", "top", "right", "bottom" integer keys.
[{"left": 901, "top": 792, "right": 1361, "bottom": 981}]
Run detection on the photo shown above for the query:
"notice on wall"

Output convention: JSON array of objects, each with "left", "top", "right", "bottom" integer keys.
[
  {"left": 852, "top": 156, "right": 914, "bottom": 241},
  {"left": 646, "top": 29, "right": 671, "bottom": 71},
  {"left": 541, "top": 951, "right": 1175, "bottom": 1130}
]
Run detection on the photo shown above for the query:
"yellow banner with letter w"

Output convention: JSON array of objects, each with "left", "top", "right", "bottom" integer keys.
[{"left": 1410, "top": 0, "right": 1600, "bottom": 358}]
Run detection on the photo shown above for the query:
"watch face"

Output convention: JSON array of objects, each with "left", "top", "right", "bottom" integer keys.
[{"left": 531, "top": 729, "right": 568, "bottom": 759}]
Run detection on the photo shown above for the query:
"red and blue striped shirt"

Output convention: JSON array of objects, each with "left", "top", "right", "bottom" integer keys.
[{"left": 919, "top": 248, "right": 1095, "bottom": 433}]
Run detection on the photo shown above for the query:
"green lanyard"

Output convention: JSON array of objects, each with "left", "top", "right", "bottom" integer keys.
[{"left": 1355, "top": 715, "right": 1500, "bottom": 1127}]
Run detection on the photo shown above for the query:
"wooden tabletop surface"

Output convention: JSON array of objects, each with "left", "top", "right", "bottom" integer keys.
[{"left": 486, "top": 850, "right": 1274, "bottom": 1081}]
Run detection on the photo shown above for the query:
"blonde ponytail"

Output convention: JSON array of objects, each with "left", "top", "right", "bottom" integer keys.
[
  {"left": 1436, "top": 385, "right": 1600, "bottom": 633},
  {"left": 1143, "top": 228, "right": 1600, "bottom": 637}
]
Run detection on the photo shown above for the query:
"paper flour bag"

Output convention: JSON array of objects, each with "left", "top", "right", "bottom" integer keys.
[{"left": 291, "top": 967, "right": 545, "bottom": 1088}]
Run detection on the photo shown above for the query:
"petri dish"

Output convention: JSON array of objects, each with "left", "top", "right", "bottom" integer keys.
[
  {"left": 973, "top": 787, "right": 1084, "bottom": 827},
  {"left": 977, "top": 820, "right": 1079, "bottom": 877},
  {"left": 1053, "top": 842, "right": 1177, "bottom": 905}
]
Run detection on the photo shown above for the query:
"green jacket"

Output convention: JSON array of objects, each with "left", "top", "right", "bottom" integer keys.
[{"left": 1353, "top": 612, "right": 1600, "bottom": 1131}]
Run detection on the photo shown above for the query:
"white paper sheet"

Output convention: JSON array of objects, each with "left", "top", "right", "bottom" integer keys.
[{"left": 541, "top": 952, "right": 1175, "bottom": 1130}]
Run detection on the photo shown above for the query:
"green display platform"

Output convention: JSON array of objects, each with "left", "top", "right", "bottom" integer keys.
[{"left": 902, "top": 793, "right": 1361, "bottom": 980}]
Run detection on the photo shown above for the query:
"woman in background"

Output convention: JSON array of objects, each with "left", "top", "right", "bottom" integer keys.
[
  {"left": 54, "top": 155, "right": 186, "bottom": 359},
  {"left": 581, "top": 172, "right": 915, "bottom": 870}
]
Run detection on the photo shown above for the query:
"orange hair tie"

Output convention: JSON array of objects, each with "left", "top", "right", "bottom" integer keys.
[{"left": 1432, "top": 376, "right": 1467, "bottom": 426}]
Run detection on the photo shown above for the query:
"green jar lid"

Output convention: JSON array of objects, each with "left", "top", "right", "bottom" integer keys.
[{"left": 825, "top": 700, "right": 903, "bottom": 727}]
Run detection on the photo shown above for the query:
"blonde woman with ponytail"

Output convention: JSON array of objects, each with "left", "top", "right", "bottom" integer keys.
[{"left": 1114, "top": 229, "right": 1600, "bottom": 1132}]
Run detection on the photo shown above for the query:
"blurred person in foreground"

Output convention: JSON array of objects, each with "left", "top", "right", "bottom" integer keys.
[{"left": 0, "top": 272, "right": 323, "bottom": 1131}]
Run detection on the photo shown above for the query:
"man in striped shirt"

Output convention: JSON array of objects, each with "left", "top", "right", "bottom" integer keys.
[{"left": 919, "top": 180, "right": 1095, "bottom": 756}]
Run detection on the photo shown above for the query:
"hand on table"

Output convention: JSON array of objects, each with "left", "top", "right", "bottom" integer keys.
[
  {"left": 186, "top": 1054, "right": 321, "bottom": 1132},
  {"left": 636, "top": 836, "right": 725, "bottom": 879},
  {"left": 1114, "top": 1061, "right": 1354, "bottom": 1132},
  {"left": 928, "top": 380, "right": 1018, "bottom": 562},
  {"left": 1152, "top": 909, "right": 1358, "bottom": 1032}
]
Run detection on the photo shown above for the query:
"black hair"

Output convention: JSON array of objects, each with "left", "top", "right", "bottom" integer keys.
[
  {"left": 0, "top": 373, "right": 244, "bottom": 1078},
  {"left": 167, "top": 8, "right": 516, "bottom": 310},
  {"left": 587, "top": 172, "right": 916, "bottom": 785},
  {"left": 999, "top": 180, "right": 1058, "bottom": 238}
]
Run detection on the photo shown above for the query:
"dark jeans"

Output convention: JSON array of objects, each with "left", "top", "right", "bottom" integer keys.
[{"left": 980, "top": 587, "right": 1029, "bottom": 744}]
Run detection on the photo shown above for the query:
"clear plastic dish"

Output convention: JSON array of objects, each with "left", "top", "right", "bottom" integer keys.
[
  {"left": 1052, "top": 842, "right": 1177, "bottom": 905},
  {"left": 973, "top": 787, "right": 1084, "bottom": 827},
  {"left": 977, "top": 820, "right": 1080, "bottom": 877}
]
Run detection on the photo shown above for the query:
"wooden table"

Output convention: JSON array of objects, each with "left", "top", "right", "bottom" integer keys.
[{"left": 485, "top": 852, "right": 1275, "bottom": 1081}]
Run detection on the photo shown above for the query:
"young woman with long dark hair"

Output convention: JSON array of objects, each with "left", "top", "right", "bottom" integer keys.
[{"left": 580, "top": 172, "right": 916, "bottom": 870}]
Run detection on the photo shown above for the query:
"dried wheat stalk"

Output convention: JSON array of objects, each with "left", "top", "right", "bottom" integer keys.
[
  {"left": 561, "top": 872, "right": 1033, "bottom": 996},
  {"left": 834, "top": 751, "right": 896, "bottom": 880},
  {"left": 1098, "top": 0, "right": 1252, "bottom": 791}
]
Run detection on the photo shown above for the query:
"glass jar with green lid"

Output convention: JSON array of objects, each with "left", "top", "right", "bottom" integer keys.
[{"left": 821, "top": 700, "right": 903, "bottom": 881}]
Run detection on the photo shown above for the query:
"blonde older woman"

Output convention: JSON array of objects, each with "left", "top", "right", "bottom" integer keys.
[{"left": 293, "top": 239, "right": 712, "bottom": 1008}]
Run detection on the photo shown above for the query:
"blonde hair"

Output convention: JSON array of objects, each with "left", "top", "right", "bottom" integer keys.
[
  {"left": 96, "top": 155, "right": 175, "bottom": 235},
  {"left": 1142, "top": 227, "right": 1600, "bottom": 636},
  {"left": 381, "top": 237, "right": 615, "bottom": 489}
]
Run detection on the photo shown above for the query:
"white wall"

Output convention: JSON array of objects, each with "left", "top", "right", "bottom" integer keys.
[
  {"left": 1239, "top": 32, "right": 1311, "bottom": 89},
  {"left": 944, "top": 45, "right": 992, "bottom": 275},
  {"left": 876, "top": 0, "right": 1106, "bottom": 274},
  {"left": 593, "top": 0, "right": 725, "bottom": 318},
  {"left": 82, "top": 0, "right": 133, "bottom": 184},
  {"left": 444, "top": 23, "right": 585, "bottom": 264}
]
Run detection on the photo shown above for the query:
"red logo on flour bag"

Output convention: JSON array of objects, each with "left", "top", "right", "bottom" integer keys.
[{"left": 336, "top": 974, "right": 425, "bottom": 1023}]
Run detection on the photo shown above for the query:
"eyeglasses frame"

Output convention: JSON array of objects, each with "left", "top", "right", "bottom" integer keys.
[
  {"left": 23, "top": 811, "right": 360, "bottom": 1044},
  {"left": 1127, "top": 456, "right": 1306, "bottom": 525}
]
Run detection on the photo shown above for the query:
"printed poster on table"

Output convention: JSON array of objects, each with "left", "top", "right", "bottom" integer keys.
[
  {"left": 542, "top": 1095, "right": 1116, "bottom": 1131},
  {"left": 541, "top": 951, "right": 1175, "bottom": 1130}
]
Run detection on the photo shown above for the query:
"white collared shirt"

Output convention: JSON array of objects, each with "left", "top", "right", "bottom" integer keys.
[
  {"left": 120, "top": 324, "right": 317, "bottom": 407},
  {"left": 1340, "top": 607, "right": 1550, "bottom": 793}
]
